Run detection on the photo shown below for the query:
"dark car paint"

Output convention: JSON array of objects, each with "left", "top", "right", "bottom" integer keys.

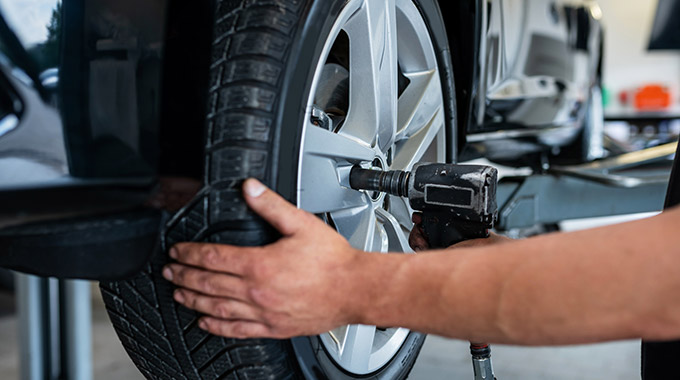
[{"left": 0, "top": 0, "right": 602, "bottom": 279}]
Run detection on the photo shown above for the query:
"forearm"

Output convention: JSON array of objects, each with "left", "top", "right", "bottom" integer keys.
[{"left": 356, "top": 207, "right": 680, "bottom": 345}]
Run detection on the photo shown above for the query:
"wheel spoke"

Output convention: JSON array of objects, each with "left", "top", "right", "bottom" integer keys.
[
  {"left": 391, "top": 108, "right": 445, "bottom": 170},
  {"left": 303, "top": 121, "right": 376, "bottom": 162},
  {"left": 331, "top": 205, "right": 376, "bottom": 252},
  {"left": 299, "top": 124, "right": 375, "bottom": 213},
  {"left": 387, "top": 195, "right": 413, "bottom": 229},
  {"left": 376, "top": 208, "right": 412, "bottom": 252},
  {"left": 341, "top": 0, "right": 398, "bottom": 152},
  {"left": 395, "top": 0, "right": 438, "bottom": 72},
  {"left": 396, "top": 70, "right": 442, "bottom": 140},
  {"left": 298, "top": 164, "right": 368, "bottom": 213},
  {"left": 339, "top": 324, "right": 376, "bottom": 373}
]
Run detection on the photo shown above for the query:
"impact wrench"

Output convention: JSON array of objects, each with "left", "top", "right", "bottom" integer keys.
[{"left": 349, "top": 163, "right": 499, "bottom": 380}]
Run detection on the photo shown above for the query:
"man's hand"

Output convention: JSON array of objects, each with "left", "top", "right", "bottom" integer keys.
[
  {"left": 408, "top": 213, "right": 429, "bottom": 251},
  {"left": 162, "top": 179, "right": 365, "bottom": 339},
  {"left": 408, "top": 212, "right": 512, "bottom": 251}
]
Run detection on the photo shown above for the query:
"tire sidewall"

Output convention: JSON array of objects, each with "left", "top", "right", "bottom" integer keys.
[{"left": 271, "top": 0, "right": 452, "bottom": 378}]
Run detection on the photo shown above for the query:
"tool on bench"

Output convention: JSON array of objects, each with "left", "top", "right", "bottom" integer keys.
[{"left": 349, "top": 162, "right": 499, "bottom": 380}]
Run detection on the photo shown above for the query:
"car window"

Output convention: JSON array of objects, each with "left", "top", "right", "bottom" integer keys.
[{"left": 0, "top": 0, "right": 61, "bottom": 72}]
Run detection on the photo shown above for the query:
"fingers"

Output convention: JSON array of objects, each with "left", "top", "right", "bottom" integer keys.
[
  {"left": 170, "top": 242, "right": 256, "bottom": 275},
  {"left": 242, "top": 178, "right": 309, "bottom": 236},
  {"left": 409, "top": 228, "right": 429, "bottom": 252},
  {"left": 163, "top": 264, "right": 248, "bottom": 300},
  {"left": 409, "top": 213, "right": 428, "bottom": 251},
  {"left": 199, "top": 317, "right": 274, "bottom": 339},
  {"left": 173, "top": 288, "right": 259, "bottom": 321}
]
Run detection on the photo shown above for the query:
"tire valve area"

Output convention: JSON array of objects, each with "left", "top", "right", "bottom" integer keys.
[{"left": 310, "top": 105, "right": 333, "bottom": 131}]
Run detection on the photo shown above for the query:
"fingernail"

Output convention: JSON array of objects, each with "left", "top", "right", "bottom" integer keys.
[
  {"left": 169, "top": 247, "right": 178, "bottom": 259},
  {"left": 162, "top": 266, "right": 173, "bottom": 281},
  {"left": 198, "top": 319, "right": 208, "bottom": 330},
  {"left": 244, "top": 179, "right": 266, "bottom": 198},
  {"left": 174, "top": 290, "right": 185, "bottom": 303}
]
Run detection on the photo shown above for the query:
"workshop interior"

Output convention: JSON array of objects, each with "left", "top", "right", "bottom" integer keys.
[{"left": 0, "top": 0, "right": 679, "bottom": 379}]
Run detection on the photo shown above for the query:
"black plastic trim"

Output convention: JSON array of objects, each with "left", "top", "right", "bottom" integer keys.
[
  {"left": 438, "top": 0, "right": 483, "bottom": 156},
  {"left": 0, "top": 180, "right": 154, "bottom": 225},
  {"left": 641, "top": 144, "right": 680, "bottom": 378},
  {"left": 0, "top": 209, "right": 163, "bottom": 280}
]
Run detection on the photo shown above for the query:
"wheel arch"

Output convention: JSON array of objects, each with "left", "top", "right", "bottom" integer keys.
[
  {"left": 411, "top": 0, "right": 461, "bottom": 163},
  {"left": 435, "top": 0, "right": 484, "bottom": 161}
]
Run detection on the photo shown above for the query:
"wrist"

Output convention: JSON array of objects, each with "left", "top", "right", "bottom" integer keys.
[
  {"left": 343, "top": 251, "right": 413, "bottom": 327},
  {"left": 338, "top": 249, "right": 384, "bottom": 325}
]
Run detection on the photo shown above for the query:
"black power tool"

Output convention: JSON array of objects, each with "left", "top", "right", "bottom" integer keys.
[
  {"left": 349, "top": 163, "right": 498, "bottom": 249},
  {"left": 349, "top": 162, "right": 499, "bottom": 380}
]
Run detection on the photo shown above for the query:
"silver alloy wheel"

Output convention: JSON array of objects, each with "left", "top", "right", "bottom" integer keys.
[{"left": 297, "top": 0, "right": 446, "bottom": 375}]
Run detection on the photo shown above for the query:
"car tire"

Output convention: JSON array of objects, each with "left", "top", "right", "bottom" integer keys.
[{"left": 100, "top": 0, "right": 456, "bottom": 378}]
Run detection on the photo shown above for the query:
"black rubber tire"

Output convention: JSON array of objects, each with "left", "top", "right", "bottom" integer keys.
[{"left": 100, "top": 0, "right": 455, "bottom": 379}]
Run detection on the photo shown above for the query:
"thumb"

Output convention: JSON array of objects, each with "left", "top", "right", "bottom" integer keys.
[{"left": 243, "top": 178, "right": 306, "bottom": 236}]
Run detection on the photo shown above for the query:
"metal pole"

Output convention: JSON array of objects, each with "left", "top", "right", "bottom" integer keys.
[
  {"left": 48, "top": 278, "right": 61, "bottom": 379},
  {"left": 15, "top": 273, "right": 46, "bottom": 380},
  {"left": 61, "top": 279, "right": 92, "bottom": 380}
]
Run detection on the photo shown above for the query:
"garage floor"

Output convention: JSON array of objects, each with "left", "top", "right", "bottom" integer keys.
[{"left": 0, "top": 285, "right": 642, "bottom": 380}]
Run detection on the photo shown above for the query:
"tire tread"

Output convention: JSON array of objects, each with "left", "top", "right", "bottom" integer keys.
[{"left": 101, "top": 0, "right": 305, "bottom": 378}]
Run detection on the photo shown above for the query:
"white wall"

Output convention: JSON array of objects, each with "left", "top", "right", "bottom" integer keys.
[{"left": 597, "top": 0, "right": 680, "bottom": 111}]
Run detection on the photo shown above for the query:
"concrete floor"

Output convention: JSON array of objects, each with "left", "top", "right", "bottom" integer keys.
[
  {"left": 0, "top": 286, "right": 143, "bottom": 380},
  {"left": 410, "top": 337, "right": 640, "bottom": 379}
]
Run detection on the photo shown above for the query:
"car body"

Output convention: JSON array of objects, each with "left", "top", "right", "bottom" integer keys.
[{"left": 0, "top": 0, "right": 602, "bottom": 279}]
